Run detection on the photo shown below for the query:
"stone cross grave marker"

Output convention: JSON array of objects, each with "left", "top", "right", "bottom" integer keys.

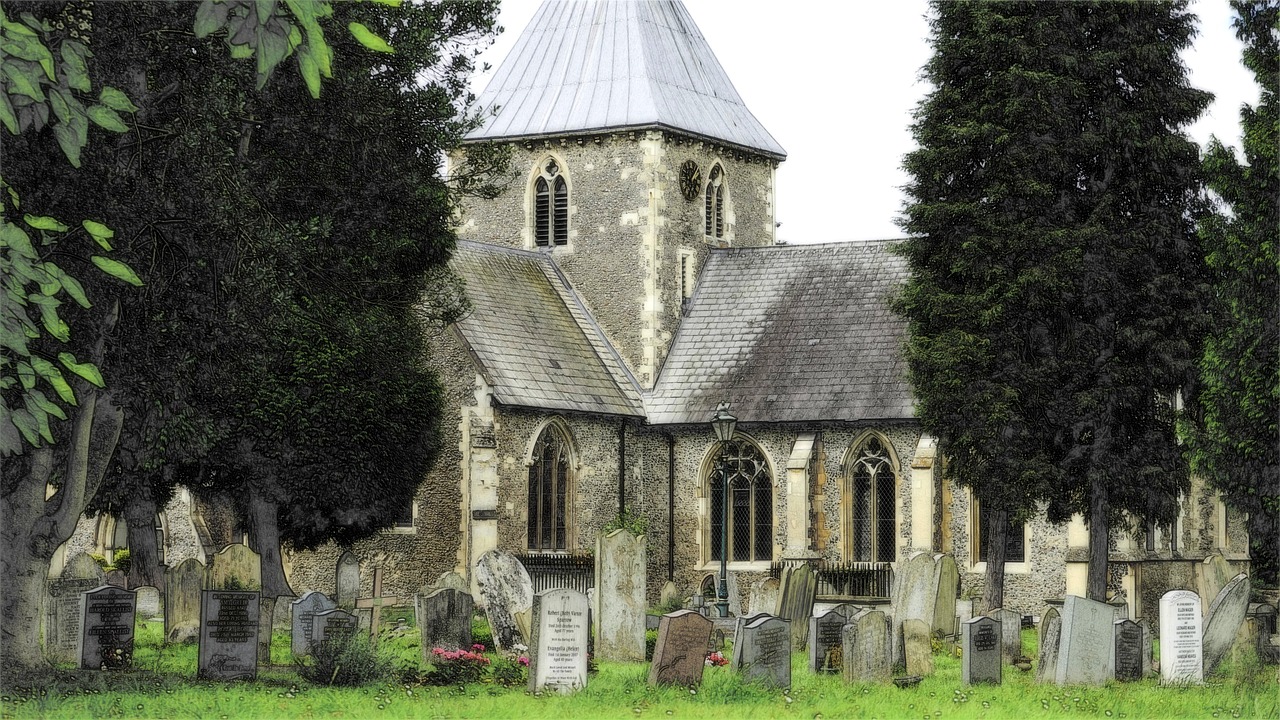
[
  {"left": 135, "top": 586, "right": 161, "bottom": 621},
  {"left": 991, "top": 608, "right": 1022, "bottom": 663},
  {"left": 475, "top": 549, "right": 534, "bottom": 651},
  {"left": 1113, "top": 618, "right": 1144, "bottom": 681},
  {"left": 1159, "top": 589, "right": 1203, "bottom": 685},
  {"left": 417, "top": 587, "right": 473, "bottom": 658},
  {"left": 45, "top": 552, "right": 105, "bottom": 663},
  {"left": 198, "top": 589, "right": 259, "bottom": 680},
  {"left": 648, "top": 609, "right": 713, "bottom": 687},
  {"left": 932, "top": 554, "right": 960, "bottom": 638},
  {"left": 903, "top": 618, "right": 934, "bottom": 676},
  {"left": 1055, "top": 595, "right": 1115, "bottom": 686},
  {"left": 808, "top": 604, "right": 853, "bottom": 673},
  {"left": 78, "top": 586, "right": 136, "bottom": 670},
  {"left": 842, "top": 608, "right": 891, "bottom": 684},
  {"left": 1202, "top": 573, "right": 1250, "bottom": 676},
  {"left": 731, "top": 612, "right": 772, "bottom": 668},
  {"left": 528, "top": 588, "right": 589, "bottom": 694},
  {"left": 594, "top": 529, "right": 646, "bottom": 662},
  {"left": 290, "top": 591, "right": 336, "bottom": 657},
  {"left": 335, "top": 551, "right": 360, "bottom": 609},
  {"left": 750, "top": 577, "right": 781, "bottom": 616},
  {"left": 774, "top": 563, "right": 817, "bottom": 651},
  {"left": 961, "top": 615, "right": 1002, "bottom": 685},
  {"left": 312, "top": 608, "right": 358, "bottom": 645},
  {"left": 1034, "top": 608, "right": 1061, "bottom": 683},
  {"left": 164, "top": 558, "right": 204, "bottom": 643},
  {"left": 205, "top": 544, "right": 261, "bottom": 591},
  {"left": 355, "top": 568, "right": 407, "bottom": 645},
  {"left": 889, "top": 551, "right": 940, "bottom": 667},
  {"left": 735, "top": 616, "right": 791, "bottom": 689}
]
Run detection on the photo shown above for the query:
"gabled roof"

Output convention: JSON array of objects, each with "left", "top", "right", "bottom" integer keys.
[
  {"left": 646, "top": 241, "right": 914, "bottom": 425},
  {"left": 464, "top": 0, "right": 786, "bottom": 160},
  {"left": 450, "top": 242, "right": 644, "bottom": 418}
]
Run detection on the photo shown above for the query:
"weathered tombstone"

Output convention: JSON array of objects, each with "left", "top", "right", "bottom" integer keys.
[
  {"left": 432, "top": 570, "right": 470, "bottom": 595},
  {"left": 961, "top": 616, "right": 1002, "bottom": 685},
  {"left": 774, "top": 563, "right": 817, "bottom": 651},
  {"left": 659, "top": 581, "right": 681, "bottom": 609},
  {"left": 842, "top": 608, "right": 891, "bottom": 684},
  {"left": 750, "top": 577, "right": 781, "bottom": 616},
  {"left": 593, "top": 529, "right": 646, "bottom": 661},
  {"left": 164, "top": 558, "right": 204, "bottom": 643},
  {"left": 417, "top": 588, "right": 473, "bottom": 657},
  {"left": 808, "top": 605, "right": 853, "bottom": 673},
  {"left": 1055, "top": 595, "right": 1115, "bottom": 686},
  {"left": 311, "top": 608, "right": 358, "bottom": 646},
  {"left": 648, "top": 609, "right": 713, "bottom": 687},
  {"left": 991, "top": 608, "right": 1022, "bottom": 663},
  {"left": 888, "top": 551, "right": 938, "bottom": 666},
  {"left": 731, "top": 612, "right": 773, "bottom": 668},
  {"left": 528, "top": 588, "right": 589, "bottom": 694},
  {"left": 1202, "top": 573, "right": 1250, "bottom": 675},
  {"left": 902, "top": 618, "right": 934, "bottom": 676},
  {"left": 335, "top": 551, "right": 360, "bottom": 609},
  {"left": 205, "top": 544, "right": 261, "bottom": 591},
  {"left": 932, "top": 554, "right": 960, "bottom": 638},
  {"left": 1034, "top": 608, "right": 1061, "bottom": 683},
  {"left": 290, "top": 591, "right": 337, "bottom": 657},
  {"left": 135, "top": 586, "right": 161, "bottom": 621},
  {"left": 104, "top": 570, "right": 127, "bottom": 589},
  {"left": 475, "top": 549, "right": 534, "bottom": 651},
  {"left": 735, "top": 616, "right": 791, "bottom": 689},
  {"left": 45, "top": 553, "right": 106, "bottom": 662},
  {"left": 1114, "top": 619, "right": 1143, "bottom": 681},
  {"left": 198, "top": 589, "right": 259, "bottom": 680},
  {"left": 1140, "top": 619, "right": 1156, "bottom": 677},
  {"left": 955, "top": 598, "right": 974, "bottom": 630},
  {"left": 1198, "top": 554, "right": 1234, "bottom": 615},
  {"left": 1159, "top": 589, "right": 1203, "bottom": 685},
  {"left": 78, "top": 586, "right": 136, "bottom": 670}
]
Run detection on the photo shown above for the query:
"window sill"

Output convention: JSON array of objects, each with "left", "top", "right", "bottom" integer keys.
[
  {"left": 382, "top": 526, "right": 417, "bottom": 535},
  {"left": 698, "top": 561, "right": 773, "bottom": 573}
]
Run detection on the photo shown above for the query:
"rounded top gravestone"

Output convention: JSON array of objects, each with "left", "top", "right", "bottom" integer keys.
[
  {"left": 475, "top": 550, "right": 534, "bottom": 651},
  {"left": 1202, "top": 573, "right": 1250, "bottom": 676}
]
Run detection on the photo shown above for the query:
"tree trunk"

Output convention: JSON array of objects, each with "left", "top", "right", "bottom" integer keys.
[
  {"left": 981, "top": 506, "right": 1009, "bottom": 614},
  {"left": 245, "top": 488, "right": 291, "bottom": 665},
  {"left": 1086, "top": 474, "right": 1110, "bottom": 601},
  {"left": 123, "top": 493, "right": 164, "bottom": 591}
]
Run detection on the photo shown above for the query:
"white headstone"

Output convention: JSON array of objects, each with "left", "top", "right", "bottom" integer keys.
[
  {"left": 1159, "top": 589, "right": 1203, "bottom": 685},
  {"left": 198, "top": 590, "right": 259, "bottom": 680},
  {"left": 528, "top": 588, "right": 589, "bottom": 693}
]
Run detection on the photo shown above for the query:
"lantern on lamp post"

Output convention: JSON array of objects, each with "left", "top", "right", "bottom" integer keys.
[{"left": 709, "top": 403, "right": 737, "bottom": 618}]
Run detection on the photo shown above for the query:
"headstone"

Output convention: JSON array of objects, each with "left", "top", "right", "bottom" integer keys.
[
  {"left": 1034, "top": 608, "right": 1061, "bottom": 683},
  {"left": 593, "top": 529, "right": 646, "bottom": 661},
  {"left": 960, "top": 616, "right": 1002, "bottom": 685},
  {"left": 432, "top": 570, "right": 470, "bottom": 595},
  {"left": 774, "top": 563, "right": 817, "bottom": 651},
  {"left": 932, "top": 554, "right": 960, "bottom": 638},
  {"left": 750, "top": 577, "right": 781, "bottom": 616},
  {"left": 290, "top": 591, "right": 337, "bottom": 657},
  {"left": 1141, "top": 619, "right": 1156, "bottom": 677},
  {"left": 104, "top": 570, "right": 127, "bottom": 588},
  {"left": 198, "top": 589, "right": 259, "bottom": 680},
  {"left": 991, "top": 608, "right": 1022, "bottom": 663},
  {"left": 77, "top": 586, "right": 136, "bottom": 670},
  {"left": 45, "top": 553, "right": 106, "bottom": 662},
  {"left": 1159, "top": 589, "right": 1203, "bottom": 685},
  {"left": 205, "top": 544, "right": 261, "bottom": 591},
  {"left": 888, "top": 551, "right": 939, "bottom": 666},
  {"left": 648, "top": 610, "right": 713, "bottom": 686},
  {"left": 842, "top": 609, "right": 891, "bottom": 684},
  {"left": 1114, "top": 619, "right": 1143, "bottom": 681},
  {"left": 903, "top": 618, "right": 934, "bottom": 676},
  {"left": 955, "top": 598, "right": 974, "bottom": 630},
  {"left": 734, "top": 616, "right": 791, "bottom": 689},
  {"left": 1202, "top": 573, "right": 1250, "bottom": 675},
  {"left": 354, "top": 568, "right": 407, "bottom": 644},
  {"left": 135, "top": 586, "right": 161, "bottom": 621},
  {"left": 1055, "top": 595, "right": 1115, "bottom": 686},
  {"left": 335, "top": 551, "right": 360, "bottom": 608},
  {"left": 528, "top": 588, "right": 589, "bottom": 694},
  {"left": 417, "top": 588, "right": 473, "bottom": 657},
  {"left": 1198, "top": 554, "right": 1234, "bottom": 615},
  {"left": 164, "top": 558, "right": 204, "bottom": 643},
  {"left": 475, "top": 549, "right": 534, "bottom": 651},
  {"left": 659, "top": 581, "right": 681, "bottom": 609},
  {"left": 808, "top": 605, "right": 853, "bottom": 673},
  {"left": 731, "top": 612, "right": 773, "bottom": 669},
  {"left": 312, "top": 608, "right": 358, "bottom": 645}
]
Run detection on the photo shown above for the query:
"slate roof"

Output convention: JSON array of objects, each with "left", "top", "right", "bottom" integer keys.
[
  {"left": 463, "top": 0, "right": 786, "bottom": 160},
  {"left": 646, "top": 241, "right": 914, "bottom": 425},
  {"left": 450, "top": 242, "right": 644, "bottom": 417}
]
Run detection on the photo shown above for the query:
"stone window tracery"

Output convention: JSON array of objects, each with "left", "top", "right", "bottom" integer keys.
[
  {"left": 848, "top": 435, "right": 897, "bottom": 563},
  {"left": 532, "top": 158, "right": 568, "bottom": 247},
  {"left": 527, "top": 423, "right": 573, "bottom": 551},
  {"left": 709, "top": 438, "right": 772, "bottom": 562}
]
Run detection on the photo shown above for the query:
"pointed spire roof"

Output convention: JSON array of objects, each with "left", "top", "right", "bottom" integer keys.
[{"left": 464, "top": 0, "right": 785, "bottom": 160}]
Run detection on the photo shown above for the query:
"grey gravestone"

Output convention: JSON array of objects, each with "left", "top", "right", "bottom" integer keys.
[
  {"left": 961, "top": 616, "right": 1001, "bottom": 685},
  {"left": 77, "top": 586, "right": 136, "bottom": 670},
  {"left": 932, "top": 554, "right": 960, "bottom": 638},
  {"left": 45, "top": 553, "right": 106, "bottom": 662},
  {"left": 104, "top": 570, "right": 127, "bottom": 588},
  {"left": 594, "top": 529, "right": 646, "bottom": 662},
  {"left": 735, "top": 616, "right": 791, "bottom": 689},
  {"left": 774, "top": 563, "right": 817, "bottom": 651},
  {"left": 1140, "top": 619, "right": 1156, "bottom": 677},
  {"left": 751, "top": 577, "right": 781, "bottom": 616},
  {"left": 1114, "top": 619, "right": 1143, "bottom": 681},
  {"left": 198, "top": 590, "right": 259, "bottom": 680},
  {"left": 842, "top": 608, "right": 891, "bottom": 684},
  {"left": 528, "top": 588, "right": 589, "bottom": 694},
  {"left": 956, "top": 598, "right": 974, "bottom": 630},
  {"left": 648, "top": 609, "right": 713, "bottom": 686},
  {"left": 205, "top": 544, "right": 261, "bottom": 591},
  {"left": 1055, "top": 595, "right": 1115, "bottom": 686},
  {"left": 991, "top": 608, "right": 1022, "bottom": 663},
  {"left": 659, "top": 581, "right": 681, "bottom": 609},
  {"left": 290, "top": 591, "right": 337, "bottom": 657},
  {"left": 1203, "top": 573, "right": 1250, "bottom": 675},
  {"left": 335, "top": 551, "right": 360, "bottom": 609},
  {"left": 888, "top": 551, "right": 939, "bottom": 666},
  {"left": 808, "top": 605, "right": 853, "bottom": 673},
  {"left": 475, "top": 549, "right": 534, "bottom": 651},
  {"left": 135, "top": 586, "right": 161, "bottom": 621},
  {"left": 432, "top": 570, "right": 469, "bottom": 595},
  {"left": 1198, "top": 554, "right": 1234, "bottom": 615},
  {"left": 1034, "top": 609, "right": 1061, "bottom": 683},
  {"left": 1160, "top": 589, "right": 1203, "bottom": 685},
  {"left": 731, "top": 612, "right": 773, "bottom": 668},
  {"left": 417, "top": 588, "right": 473, "bottom": 656},
  {"left": 312, "top": 608, "right": 358, "bottom": 645},
  {"left": 903, "top": 618, "right": 934, "bottom": 676},
  {"left": 164, "top": 558, "right": 204, "bottom": 643}
]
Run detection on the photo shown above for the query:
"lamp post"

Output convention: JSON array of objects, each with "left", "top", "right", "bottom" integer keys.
[{"left": 709, "top": 404, "right": 737, "bottom": 618}]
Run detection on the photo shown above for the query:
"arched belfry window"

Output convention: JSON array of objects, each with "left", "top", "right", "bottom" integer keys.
[
  {"left": 527, "top": 423, "right": 573, "bottom": 551},
  {"left": 532, "top": 158, "right": 568, "bottom": 247},
  {"left": 709, "top": 438, "right": 772, "bottom": 562},
  {"left": 848, "top": 435, "right": 897, "bottom": 563},
  {"left": 704, "top": 164, "right": 724, "bottom": 238}
]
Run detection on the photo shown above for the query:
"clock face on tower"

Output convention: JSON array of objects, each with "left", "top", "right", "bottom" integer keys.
[{"left": 679, "top": 160, "right": 701, "bottom": 201}]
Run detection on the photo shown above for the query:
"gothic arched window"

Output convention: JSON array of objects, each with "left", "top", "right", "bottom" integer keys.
[
  {"left": 709, "top": 438, "right": 772, "bottom": 562},
  {"left": 527, "top": 423, "right": 573, "bottom": 551},
  {"left": 848, "top": 435, "right": 897, "bottom": 563},
  {"left": 704, "top": 164, "right": 724, "bottom": 238},
  {"left": 532, "top": 158, "right": 568, "bottom": 247}
]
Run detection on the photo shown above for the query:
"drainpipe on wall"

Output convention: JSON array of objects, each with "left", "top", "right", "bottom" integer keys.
[{"left": 668, "top": 433, "right": 676, "bottom": 581}]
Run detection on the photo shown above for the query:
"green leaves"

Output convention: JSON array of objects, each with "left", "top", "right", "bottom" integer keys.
[
  {"left": 86, "top": 104, "right": 128, "bottom": 132},
  {"left": 348, "top": 22, "right": 394, "bottom": 53},
  {"left": 82, "top": 220, "right": 114, "bottom": 250},
  {"left": 98, "top": 86, "right": 137, "bottom": 113},
  {"left": 91, "top": 256, "right": 144, "bottom": 286}
]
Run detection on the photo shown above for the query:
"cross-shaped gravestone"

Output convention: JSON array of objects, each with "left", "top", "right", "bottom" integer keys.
[{"left": 354, "top": 568, "right": 406, "bottom": 645}]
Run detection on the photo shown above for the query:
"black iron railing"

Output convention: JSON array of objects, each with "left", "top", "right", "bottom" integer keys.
[
  {"left": 769, "top": 560, "right": 893, "bottom": 600},
  {"left": 516, "top": 553, "right": 594, "bottom": 594}
]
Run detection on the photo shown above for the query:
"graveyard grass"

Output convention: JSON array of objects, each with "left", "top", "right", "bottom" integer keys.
[{"left": 3, "top": 618, "right": 1275, "bottom": 719}]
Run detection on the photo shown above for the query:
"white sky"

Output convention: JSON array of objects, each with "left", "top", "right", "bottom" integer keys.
[{"left": 469, "top": 1, "right": 1258, "bottom": 245}]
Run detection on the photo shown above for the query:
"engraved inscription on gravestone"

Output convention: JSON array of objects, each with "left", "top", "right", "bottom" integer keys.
[
  {"left": 45, "top": 553, "right": 105, "bottom": 662},
  {"left": 198, "top": 590, "right": 259, "bottom": 680},
  {"left": 1114, "top": 619, "right": 1143, "bottom": 681},
  {"left": 808, "top": 606, "right": 851, "bottom": 673},
  {"left": 648, "top": 609, "right": 714, "bottom": 687},
  {"left": 738, "top": 617, "right": 791, "bottom": 689},
  {"left": 529, "top": 588, "right": 589, "bottom": 693},
  {"left": 312, "top": 608, "right": 358, "bottom": 645},
  {"left": 961, "top": 616, "right": 1002, "bottom": 686},
  {"left": 290, "top": 591, "right": 336, "bottom": 657},
  {"left": 1159, "top": 589, "right": 1203, "bottom": 685},
  {"left": 1055, "top": 595, "right": 1115, "bottom": 686},
  {"left": 78, "top": 586, "right": 136, "bottom": 670}
]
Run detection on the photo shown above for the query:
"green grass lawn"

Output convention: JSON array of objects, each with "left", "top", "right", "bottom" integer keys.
[{"left": 2, "top": 616, "right": 1275, "bottom": 719}]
